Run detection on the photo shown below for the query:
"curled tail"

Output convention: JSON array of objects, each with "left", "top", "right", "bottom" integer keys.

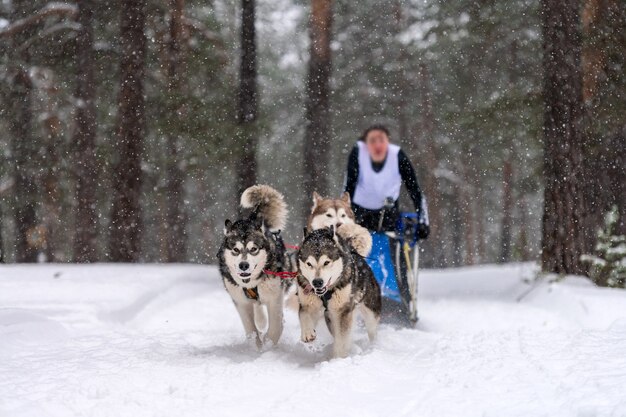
[
  {"left": 337, "top": 223, "right": 372, "bottom": 257},
  {"left": 240, "top": 185, "right": 288, "bottom": 232}
]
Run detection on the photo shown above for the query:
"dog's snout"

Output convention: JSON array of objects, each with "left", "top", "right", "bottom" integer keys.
[
  {"left": 239, "top": 261, "right": 250, "bottom": 271},
  {"left": 312, "top": 278, "right": 324, "bottom": 288}
]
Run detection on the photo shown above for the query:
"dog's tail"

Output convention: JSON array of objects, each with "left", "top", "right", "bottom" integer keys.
[
  {"left": 240, "top": 185, "right": 288, "bottom": 232},
  {"left": 337, "top": 223, "right": 372, "bottom": 257}
]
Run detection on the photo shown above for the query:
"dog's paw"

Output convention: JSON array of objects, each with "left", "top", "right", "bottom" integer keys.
[
  {"left": 263, "top": 333, "right": 279, "bottom": 347},
  {"left": 301, "top": 329, "right": 316, "bottom": 343},
  {"left": 246, "top": 332, "right": 263, "bottom": 350}
]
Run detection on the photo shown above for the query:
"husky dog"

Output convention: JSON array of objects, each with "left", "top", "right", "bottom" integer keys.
[
  {"left": 307, "top": 192, "right": 356, "bottom": 231},
  {"left": 217, "top": 185, "right": 291, "bottom": 347},
  {"left": 308, "top": 192, "right": 372, "bottom": 258},
  {"left": 296, "top": 226, "right": 381, "bottom": 358}
]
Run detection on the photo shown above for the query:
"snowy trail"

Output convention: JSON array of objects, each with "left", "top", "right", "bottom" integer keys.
[{"left": 1, "top": 263, "right": 626, "bottom": 417}]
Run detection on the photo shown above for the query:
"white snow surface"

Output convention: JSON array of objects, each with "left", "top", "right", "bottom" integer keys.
[{"left": 1, "top": 263, "right": 626, "bottom": 417}]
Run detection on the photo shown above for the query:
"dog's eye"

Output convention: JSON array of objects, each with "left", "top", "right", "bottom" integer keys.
[
  {"left": 232, "top": 247, "right": 240, "bottom": 254},
  {"left": 326, "top": 213, "right": 332, "bottom": 218},
  {"left": 323, "top": 260, "right": 330, "bottom": 267},
  {"left": 306, "top": 262, "right": 313, "bottom": 268},
  {"left": 249, "top": 247, "right": 258, "bottom": 254},
  {"left": 341, "top": 214, "right": 346, "bottom": 218}
]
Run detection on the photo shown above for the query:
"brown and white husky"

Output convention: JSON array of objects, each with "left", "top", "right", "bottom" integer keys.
[
  {"left": 307, "top": 191, "right": 371, "bottom": 257},
  {"left": 307, "top": 192, "right": 356, "bottom": 231}
]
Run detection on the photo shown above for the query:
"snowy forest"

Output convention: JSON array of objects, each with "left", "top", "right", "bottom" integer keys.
[
  {"left": 2, "top": 1, "right": 626, "bottom": 415},
  {"left": 0, "top": 0, "right": 624, "bottom": 276}
]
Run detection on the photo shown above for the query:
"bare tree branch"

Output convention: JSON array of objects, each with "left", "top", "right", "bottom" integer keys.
[
  {"left": 182, "top": 16, "right": 222, "bottom": 45},
  {"left": 0, "top": 2, "right": 77, "bottom": 38},
  {"left": 16, "top": 21, "right": 81, "bottom": 53}
]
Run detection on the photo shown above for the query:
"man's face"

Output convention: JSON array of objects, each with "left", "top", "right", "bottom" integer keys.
[{"left": 365, "top": 130, "right": 389, "bottom": 162}]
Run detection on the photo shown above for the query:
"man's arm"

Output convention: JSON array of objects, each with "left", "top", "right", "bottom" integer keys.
[
  {"left": 398, "top": 149, "right": 423, "bottom": 213},
  {"left": 344, "top": 145, "right": 359, "bottom": 199},
  {"left": 399, "top": 149, "right": 430, "bottom": 239}
]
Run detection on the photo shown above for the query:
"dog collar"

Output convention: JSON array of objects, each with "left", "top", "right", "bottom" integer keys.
[{"left": 243, "top": 287, "right": 259, "bottom": 300}]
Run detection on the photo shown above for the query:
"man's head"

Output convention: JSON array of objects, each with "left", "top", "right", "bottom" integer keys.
[{"left": 361, "top": 124, "right": 390, "bottom": 163}]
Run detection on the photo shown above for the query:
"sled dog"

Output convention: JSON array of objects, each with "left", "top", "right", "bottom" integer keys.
[
  {"left": 296, "top": 225, "right": 381, "bottom": 358},
  {"left": 217, "top": 185, "right": 292, "bottom": 347},
  {"left": 307, "top": 192, "right": 371, "bottom": 257},
  {"left": 307, "top": 192, "right": 356, "bottom": 231}
]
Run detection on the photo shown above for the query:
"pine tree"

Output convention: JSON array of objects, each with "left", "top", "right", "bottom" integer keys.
[
  {"left": 236, "top": 0, "right": 258, "bottom": 197},
  {"left": 541, "top": 0, "right": 587, "bottom": 275},
  {"left": 303, "top": 0, "right": 333, "bottom": 208},
  {"left": 109, "top": 0, "right": 147, "bottom": 262},
  {"left": 73, "top": 0, "right": 99, "bottom": 262},
  {"left": 164, "top": 0, "right": 188, "bottom": 262},
  {"left": 8, "top": 66, "right": 38, "bottom": 263},
  {"left": 581, "top": 206, "right": 626, "bottom": 288}
]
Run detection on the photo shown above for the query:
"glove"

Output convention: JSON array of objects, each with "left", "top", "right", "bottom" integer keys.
[{"left": 416, "top": 223, "right": 430, "bottom": 240}]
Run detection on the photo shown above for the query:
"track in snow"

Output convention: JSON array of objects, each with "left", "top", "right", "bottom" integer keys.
[{"left": 1, "top": 263, "right": 626, "bottom": 417}]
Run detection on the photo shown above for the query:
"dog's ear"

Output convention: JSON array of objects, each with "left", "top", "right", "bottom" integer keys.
[
  {"left": 341, "top": 192, "right": 351, "bottom": 205},
  {"left": 224, "top": 219, "right": 232, "bottom": 235},
  {"left": 311, "top": 191, "right": 322, "bottom": 212}
]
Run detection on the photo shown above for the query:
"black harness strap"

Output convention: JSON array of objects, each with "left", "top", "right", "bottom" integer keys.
[
  {"left": 320, "top": 289, "right": 333, "bottom": 311},
  {"left": 243, "top": 287, "right": 259, "bottom": 300}
]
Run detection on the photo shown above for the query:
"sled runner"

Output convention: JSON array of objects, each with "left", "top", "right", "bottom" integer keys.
[{"left": 365, "top": 212, "right": 421, "bottom": 326}]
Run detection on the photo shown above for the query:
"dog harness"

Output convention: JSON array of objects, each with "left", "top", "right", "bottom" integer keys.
[
  {"left": 352, "top": 141, "right": 402, "bottom": 210},
  {"left": 243, "top": 287, "right": 259, "bottom": 300},
  {"left": 314, "top": 258, "right": 359, "bottom": 311},
  {"left": 320, "top": 289, "right": 333, "bottom": 311}
]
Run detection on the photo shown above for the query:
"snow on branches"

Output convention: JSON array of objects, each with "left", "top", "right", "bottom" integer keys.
[{"left": 581, "top": 206, "right": 626, "bottom": 288}]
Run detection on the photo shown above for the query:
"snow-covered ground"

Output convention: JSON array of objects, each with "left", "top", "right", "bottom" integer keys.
[{"left": 1, "top": 263, "right": 626, "bottom": 417}]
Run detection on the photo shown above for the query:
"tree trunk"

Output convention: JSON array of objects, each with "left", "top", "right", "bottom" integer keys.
[
  {"left": 460, "top": 157, "right": 475, "bottom": 265},
  {"left": 303, "top": 0, "right": 333, "bottom": 209},
  {"left": 73, "top": 0, "right": 98, "bottom": 262},
  {"left": 41, "top": 111, "right": 62, "bottom": 262},
  {"left": 164, "top": 0, "right": 188, "bottom": 262},
  {"left": 9, "top": 68, "right": 38, "bottom": 263},
  {"left": 541, "top": 0, "right": 587, "bottom": 275},
  {"left": 610, "top": 129, "right": 625, "bottom": 235},
  {"left": 236, "top": 0, "right": 258, "bottom": 197},
  {"left": 500, "top": 157, "right": 513, "bottom": 262},
  {"left": 392, "top": 1, "right": 409, "bottom": 144},
  {"left": 518, "top": 196, "right": 531, "bottom": 261},
  {"left": 416, "top": 63, "right": 445, "bottom": 267},
  {"left": 451, "top": 191, "right": 463, "bottom": 267},
  {"left": 581, "top": 0, "right": 608, "bottom": 104},
  {"left": 0, "top": 204, "right": 4, "bottom": 263},
  {"left": 109, "top": 0, "right": 147, "bottom": 262}
]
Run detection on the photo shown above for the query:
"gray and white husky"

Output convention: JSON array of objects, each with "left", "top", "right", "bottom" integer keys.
[
  {"left": 217, "top": 185, "right": 292, "bottom": 347},
  {"left": 296, "top": 225, "right": 381, "bottom": 358}
]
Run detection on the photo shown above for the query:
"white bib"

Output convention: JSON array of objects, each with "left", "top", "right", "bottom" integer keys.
[{"left": 352, "top": 141, "right": 402, "bottom": 210}]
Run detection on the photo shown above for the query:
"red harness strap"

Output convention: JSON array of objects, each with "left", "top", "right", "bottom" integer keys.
[
  {"left": 284, "top": 244, "right": 300, "bottom": 250},
  {"left": 263, "top": 269, "right": 298, "bottom": 279}
]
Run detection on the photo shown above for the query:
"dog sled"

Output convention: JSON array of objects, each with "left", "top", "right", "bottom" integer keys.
[{"left": 365, "top": 211, "right": 422, "bottom": 327}]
